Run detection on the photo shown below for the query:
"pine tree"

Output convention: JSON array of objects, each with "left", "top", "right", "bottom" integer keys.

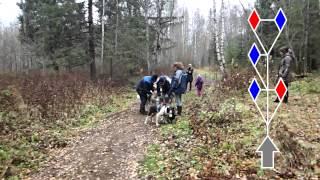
[{"left": 18, "top": 0, "right": 88, "bottom": 71}]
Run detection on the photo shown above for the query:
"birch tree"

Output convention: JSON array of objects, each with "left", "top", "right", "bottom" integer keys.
[
  {"left": 213, "top": 0, "right": 226, "bottom": 78},
  {"left": 208, "top": 9, "right": 217, "bottom": 66},
  {"left": 220, "top": 0, "right": 226, "bottom": 66}
]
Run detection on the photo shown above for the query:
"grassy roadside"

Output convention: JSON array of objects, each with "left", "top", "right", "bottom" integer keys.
[
  {"left": 138, "top": 69, "right": 320, "bottom": 179},
  {"left": 0, "top": 83, "right": 136, "bottom": 179}
]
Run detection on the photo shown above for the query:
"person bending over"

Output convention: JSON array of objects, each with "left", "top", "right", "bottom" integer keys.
[
  {"left": 157, "top": 76, "right": 171, "bottom": 97},
  {"left": 136, "top": 75, "right": 158, "bottom": 114}
]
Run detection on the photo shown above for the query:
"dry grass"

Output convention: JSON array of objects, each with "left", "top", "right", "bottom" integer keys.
[{"left": 0, "top": 72, "right": 134, "bottom": 178}]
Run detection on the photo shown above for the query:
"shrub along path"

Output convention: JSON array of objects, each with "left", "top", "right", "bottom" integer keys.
[
  {"left": 138, "top": 70, "right": 320, "bottom": 179},
  {"left": 29, "top": 102, "right": 157, "bottom": 180}
]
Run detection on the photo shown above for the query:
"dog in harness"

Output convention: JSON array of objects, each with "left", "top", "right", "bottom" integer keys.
[{"left": 145, "top": 95, "right": 176, "bottom": 127}]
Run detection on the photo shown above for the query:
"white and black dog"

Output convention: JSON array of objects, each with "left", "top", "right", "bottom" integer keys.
[{"left": 145, "top": 96, "right": 176, "bottom": 127}]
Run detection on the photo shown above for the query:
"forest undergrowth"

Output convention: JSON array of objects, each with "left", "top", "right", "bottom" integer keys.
[
  {"left": 139, "top": 69, "right": 320, "bottom": 179},
  {"left": 0, "top": 72, "right": 135, "bottom": 179}
]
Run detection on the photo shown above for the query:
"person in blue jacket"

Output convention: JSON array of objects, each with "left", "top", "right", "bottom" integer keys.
[
  {"left": 136, "top": 75, "right": 158, "bottom": 115},
  {"left": 168, "top": 62, "right": 185, "bottom": 115}
]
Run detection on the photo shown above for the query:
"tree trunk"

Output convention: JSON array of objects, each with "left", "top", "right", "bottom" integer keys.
[
  {"left": 194, "top": 33, "right": 197, "bottom": 64},
  {"left": 153, "top": 0, "right": 162, "bottom": 67},
  {"left": 220, "top": 0, "right": 226, "bottom": 65},
  {"left": 213, "top": 0, "right": 226, "bottom": 79},
  {"left": 101, "top": 0, "right": 105, "bottom": 74},
  {"left": 143, "top": 1, "right": 151, "bottom": 73},
  {"left": 88, "top": 0, "right": 96, "bottom": 80},
  {"left": 282, "top": 0, "right": 298, "bottom": 73},
  {"left": 304, "top": 0, "right": 310, "bottom": 73},
  {"left": 182, "top": 11, "right": 185, "bottom": 56},
  {"left": 112, "top": 0, "right": 119, "bottom": 79},
  {"left": 145, "top": 15, "right": 151, "bottom": 73}
]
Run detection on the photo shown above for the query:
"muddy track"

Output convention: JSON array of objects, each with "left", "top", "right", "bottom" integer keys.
[{"left": 30, "top": 103, "right": 157, "bottom": 180}]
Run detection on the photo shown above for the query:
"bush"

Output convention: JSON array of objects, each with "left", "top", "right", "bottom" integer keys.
[
  {"left": 0, "top": 72, "right": 131, "bottom": 178},
  {"left": 290, "top": 77, "right": 320, "bottom": 94}
]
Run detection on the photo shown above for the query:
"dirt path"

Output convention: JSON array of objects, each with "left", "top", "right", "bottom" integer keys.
[{"left": 30, "top": 103, "right": 157, "bottom": 180}]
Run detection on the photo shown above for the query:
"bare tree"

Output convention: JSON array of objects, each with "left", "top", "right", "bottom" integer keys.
[
  {"left": 149, "top": 0, "right": 180, "bottom": 70},
  {"left": 303, "top": 0, "right": 310, "bottom": 73},
  {"left": 88, "top": 0, "right": 97, "bottom": 80},
  {"left": 139, "top": 0, "right": 153, "bottom": 73},
  {"left": 101, "top": 0, "right": 106, "bottom": 74},
  {"left": 112, "top": 0, "right": 120, "bottom": 79}
]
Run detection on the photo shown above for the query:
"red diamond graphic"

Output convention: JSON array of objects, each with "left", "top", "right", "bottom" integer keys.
[
  {"left": 248, "top": 9, "right": 260, "bottom": 30},
  {"left": 276, "top": 78, "right": 287, "bottom": 101}
]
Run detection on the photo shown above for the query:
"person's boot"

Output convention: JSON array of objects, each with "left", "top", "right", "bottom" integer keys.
[
  {"left": 177, "top": 106, "right": 182, "bottom": 116},
  {"left": 284, "top": 91, "right": 289, "bottom": 104},
  {"left": 140, "top": 109, "right": 148, "bottom": 115},
  {"left": 140, "top": 106, "right": 147, "bottom": 115}
]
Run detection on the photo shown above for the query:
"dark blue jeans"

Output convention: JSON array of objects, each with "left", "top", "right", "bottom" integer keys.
[
  {"left": 137, "top": 90, "right": 148, "bottom": 113},
  {"left": 187, "top": 76, "right": 193, "bottom": 91}
]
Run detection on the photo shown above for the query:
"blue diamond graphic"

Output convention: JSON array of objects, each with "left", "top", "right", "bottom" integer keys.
[
  {"left": 275, "top": 9, "right": 287, "bottom": 31},
  {"left": 248, "top": 44, "right": 261, "bottom": 66},
  {"left": 249, "top": 79, "right": 261, "bottom": 101}
]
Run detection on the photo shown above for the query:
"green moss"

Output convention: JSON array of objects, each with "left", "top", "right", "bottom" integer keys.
[
  {"left": 139, "top": 144, "right": 164, "bottom": 176},
  {"left": 0, "top": 147, "right": 10, "bottom": 161},
  {"left": 291, "top": 77, "right": 320, "bottom": 94},
  {"left": 1, "top": 89, "right": 12, "bottom": 97},
  {"left": 221, "top": 142, "right": 236, "bottom": 152},
  {"left": 160, "top": 117, "right": 192, "bottom": 138}
]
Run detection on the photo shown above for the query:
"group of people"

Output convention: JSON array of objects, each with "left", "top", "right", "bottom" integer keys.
[
  {"left": 135, "top": 46, "right": 293, "bottom": 117},
  {"left": 136, "top": 63, "right": 204, "bottom": 116}
]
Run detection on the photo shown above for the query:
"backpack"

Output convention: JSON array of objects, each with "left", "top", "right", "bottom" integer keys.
[{"left": 177, "top": 71, "right": 188, "bottom": 94}]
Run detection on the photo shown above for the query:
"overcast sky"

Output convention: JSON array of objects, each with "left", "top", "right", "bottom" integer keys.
[
  {"left": 0, "top": 0, "right": 255, "bottom": 26},
  {"left": 178, "top": 0, "right": 255, "bottom": 17},
  {"left": 0, "top": 0, "right": 21, "bottom": 26}
]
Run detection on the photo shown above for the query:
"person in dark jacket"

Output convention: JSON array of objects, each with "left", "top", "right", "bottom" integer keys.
[
  {"left": 136, "top": 75, "right": 158, "bottom": 114},
  {"left": 157, "top": 76, "right": 171, "bottom": 97},
  {"left": 168, "top": 62, "right": 185, "bottom": 115},
  {"left": 187, "top": 64, "right": 194, "bottom": 91},
  {"left": 274, "top": 47, "right": 293, "bottom": 104}
]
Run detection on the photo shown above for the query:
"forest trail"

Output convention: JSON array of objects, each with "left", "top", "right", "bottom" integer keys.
[{"left": 29, "top": 102, "right": 156, "bottom": 180}]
